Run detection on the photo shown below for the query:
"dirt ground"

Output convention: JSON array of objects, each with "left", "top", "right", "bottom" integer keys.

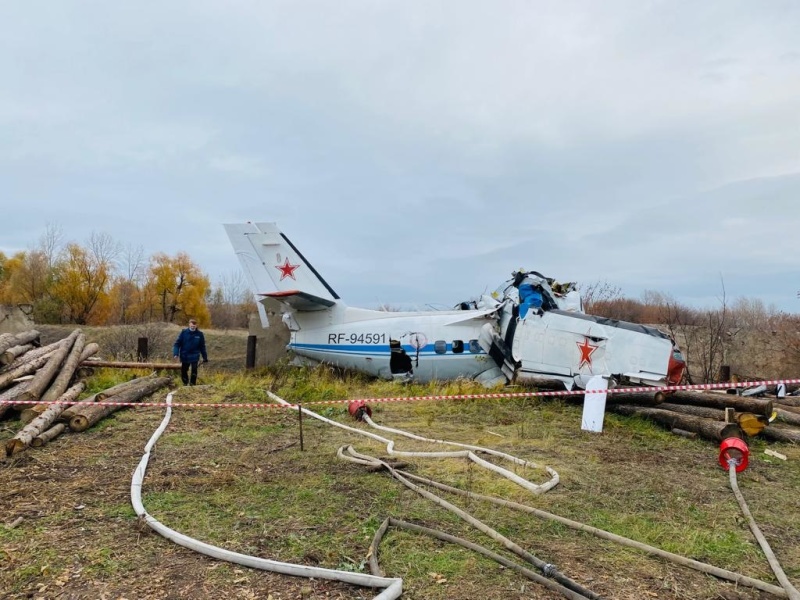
[{"left": 1, "top": 404, "right": 372, "bottom": 600}]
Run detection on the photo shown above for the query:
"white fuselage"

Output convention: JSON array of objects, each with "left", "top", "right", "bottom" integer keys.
[
  {"left": 506, "top": 308, "right": 676, "bottom": 388},
  {"left": 287, "top": 304, "right": 501, "bottom": 382}
]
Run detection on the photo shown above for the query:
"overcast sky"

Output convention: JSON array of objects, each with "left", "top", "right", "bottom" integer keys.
[{"left": 2, "top": 1, "right": 799, "bottom": 314}]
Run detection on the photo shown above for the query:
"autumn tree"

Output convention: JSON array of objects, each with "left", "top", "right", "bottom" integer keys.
[
  {"left": 0, "top": 251, "right": 8, "bottom": 299},
  {"left": 0, "top": 251, "right": 20, "bottom": 309},
  {"left": 107, "top": 243, "right": 146, "bottom": 324},
  {"left": 1, "top": 250, "right": 61, "bottom": 322},
  {"left": 144, "top": 252, "right": 210, "bottom": 324},
  {"left": 0, "top": 224, "right": 68, "bottom": 322},
  {"left": 51, "top": 242, "right": 114, "bottom": 325}
]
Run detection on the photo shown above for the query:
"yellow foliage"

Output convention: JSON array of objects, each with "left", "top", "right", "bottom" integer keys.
[
  {"left": 51, "top": 243, "right": 113, "bottom": 325},
  {"left": 1, "top": 251, "right": 50, "bottom": 305},
  {"left": 1, "top": 230, "right": 218, "bottom": 327},
  {"left": 143, "top": 252, "right": 211, "bottom": 324}
]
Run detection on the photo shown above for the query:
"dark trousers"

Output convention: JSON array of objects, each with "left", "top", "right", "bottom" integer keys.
[{"left": 180, "top": 361, "right": 199, "bottom": 385}]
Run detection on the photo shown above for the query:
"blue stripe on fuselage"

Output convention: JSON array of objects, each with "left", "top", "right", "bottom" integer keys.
[{"left": 290, "top": 343, "right": 484, "bottom": 356}]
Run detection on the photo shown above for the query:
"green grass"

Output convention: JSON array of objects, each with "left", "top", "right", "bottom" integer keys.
[{"left": 3, "top": 362, "right": 800, "bottom": 599}]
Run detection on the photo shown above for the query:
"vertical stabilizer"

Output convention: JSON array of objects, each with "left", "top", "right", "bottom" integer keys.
[{"left": 224, "top": 222, "right": 340, "bottom": 319}]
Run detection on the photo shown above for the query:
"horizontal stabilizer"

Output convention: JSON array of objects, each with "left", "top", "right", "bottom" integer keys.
[{"left": 261, "top": 290, "right": 336, "bottom": 311}]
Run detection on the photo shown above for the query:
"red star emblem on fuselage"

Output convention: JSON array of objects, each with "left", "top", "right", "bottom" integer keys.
[
  {"left": 576, "top": 337, "right": 598, "bottom": 369},
  {"left": 275, "top": 257, "right": 300, "bottom": 280}
]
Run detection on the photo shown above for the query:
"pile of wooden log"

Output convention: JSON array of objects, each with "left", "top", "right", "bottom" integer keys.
[
  {"left": 0, "top": 329, "right": 172, "bottom": 457},
  {"left": 604, "top": 388, "right": 800, "bottom": 444}
]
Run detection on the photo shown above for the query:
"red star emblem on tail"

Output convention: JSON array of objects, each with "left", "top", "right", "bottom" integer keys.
[
  {"left": 275, "top": 257, "right": 300, "bottom": 280},
  {"left": 576, "top": 337, "right": 598, "bottom": 369}
]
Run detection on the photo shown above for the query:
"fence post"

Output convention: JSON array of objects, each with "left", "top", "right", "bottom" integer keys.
[
  {"left": 137, "top": 337, "right": 149, "bottom": 362},
  {"left": 246, "top": 335, "right": 257, "bottom": 369}
]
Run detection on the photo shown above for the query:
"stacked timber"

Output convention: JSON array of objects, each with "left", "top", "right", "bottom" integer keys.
[
  {"left": 0, "top": 328, "right": 173, "bottom": 457},
  {"left": 604, "top": 387, "right": 800, "bottom": 444},
  {"left": 67, "top": 376, "right": 171, "bottom": 432},
  {"left": 0, "top": 330, "right": 41, "bottom": 364}
]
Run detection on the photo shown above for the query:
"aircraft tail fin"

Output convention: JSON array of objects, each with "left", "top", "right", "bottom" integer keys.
[{"left": 224, "top": 222, "right": 341, "bottom": 317}]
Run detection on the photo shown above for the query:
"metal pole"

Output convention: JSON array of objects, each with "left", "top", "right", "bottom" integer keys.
[{"left": 298, "top": 403, "right": 304, "bottom": 451}]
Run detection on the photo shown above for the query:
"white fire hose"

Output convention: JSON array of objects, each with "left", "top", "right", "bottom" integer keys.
[{"left": 130, "top": 392, "right": 402, "bottom": 600}]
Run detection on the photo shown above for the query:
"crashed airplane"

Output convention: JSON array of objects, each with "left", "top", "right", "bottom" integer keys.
[{"left": 225, "top": 222, "right": 686, "bottom": 390}]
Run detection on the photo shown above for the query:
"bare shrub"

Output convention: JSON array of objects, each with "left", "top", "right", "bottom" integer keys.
[
  {"left": 207, "top": 271, "right": 252, "bottom": 330},
  {"left": 101, "top": 322, "right": 173, "bottom": 361},
  {"left": 591, "top": 297, "right": 647, "bottom": 322},
  {"left": 580, "top": 280, "right": 622, "bottom": 314}
]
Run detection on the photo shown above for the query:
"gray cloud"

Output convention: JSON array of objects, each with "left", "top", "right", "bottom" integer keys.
[{"left": 1, "top": 1, "right": 799, "bottom": 313}]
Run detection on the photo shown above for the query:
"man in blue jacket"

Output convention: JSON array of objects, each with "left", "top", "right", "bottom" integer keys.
[{"left": 173, "top": 318, "right": 208, "bottom": 385}]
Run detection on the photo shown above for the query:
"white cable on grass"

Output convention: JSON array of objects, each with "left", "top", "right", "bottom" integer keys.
[
  {"left": 728, "top": 461, "right": 800, "bottom": 600},
  {"left": 266, "top": 391, "right": 558, "bottom": 494},
  {"left": 131, "top": 391, "right": 402, "bottom": 600},
  {"left": 280, "top": 391, "right": 791, "bottom": 599},
  {"left": 393, "top": 468, "right": 789, "bottom": 597},
  {"left": 337, "top": 445, "right": 599, "bottom": 600}
]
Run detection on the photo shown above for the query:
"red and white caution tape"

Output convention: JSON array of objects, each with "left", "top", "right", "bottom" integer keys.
[{"left": 3, "top": 378, "right": 799, "bottom": 410}]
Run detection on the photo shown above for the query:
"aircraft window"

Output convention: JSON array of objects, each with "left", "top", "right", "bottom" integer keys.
[
  {"left": 468, "top": 339, "right": 481, "bottom": 353},
  {"left": 452, "top": 340, "right": 464, "bottom": 354},
  {"left": 434, "top": 340, "right": 447, "bottom": 354}
]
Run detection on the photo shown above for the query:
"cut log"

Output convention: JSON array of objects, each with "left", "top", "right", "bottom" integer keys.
[
  {"left": 736, "top": 413, "right": 769, "bottom": 436},
  {"left": 16, "top": 334, "right": 87, "bottom": 422},
  {"left": 39, "top": 333, "right": 86, "bottom": 404},
  {"left": 657, "top": 403, "right": 725, "bottom": 420},
  {"left": 68, "top": 342, "right": 100, "bottom": 380},
  {"left": 0, "top": 341, "right": 64, "bottom": 390},
  {"left": 606, "top": 391, "right": 665, "bottom": 405},
  {"left": 69, "top": 376, "right": 172, "bottom": 432},
  {"left": 31, "top": 423, "right": 67, "bottom": 447},
  {"left": 7, "top": 381, "right": 86, "bottom": 456},
  {"left": 58, "top": 375, "right": 158, "bottom": 422},
  {"left": 96, "top": 373, "right": 158, "bottom": 401},
  {"left": 760, "top": 425, "right": 800, "bottom": 444},
  {"left": 0, "top": 330, "right": 40, "bottom": 355},
  {"left": 17, "top": 330, "right": 80, "bottom": 402},
  {"left": 20, "top": 380, "right": 86, "bottom": 426},
  {"left": 774, "top": 408, "right": 800, "bottom": 427},
  {"left": 0, "top": 381, "right": 30, "bottom": 419},
  {"left": 609, "top": 404, "right": 743, "bottom": 442},
  {"left": 57, "top": 375, "right": 158, "bottom": 423},
  {"left": 656, "top": 402, "right": 768, "bottom": 435},
  {"left": 78, "top": 342, "right": 99, "bottom": 362},
  {"left": 662, "top": 391, "right": 773, "bottom": 418},
  {"left": 80, "top": 360, "right": 181, "bottom": 370},
  {"left": 0, "top": 340, "right": 62, "bottom": 375},
  {"left": 0, "top": 344, "right": 35, "bottom": 365},
  {"left": 670, "top": 428, "right": 698, "bottom": 439},
  {"left": 774, "top": 396, "right": 800, "bottom": 408},
  {"left": 0, "top": 333, "right": 13, "bottom": 351},
  {"left": 57, "top": 394, "right": 99, "bottom": 423}
]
